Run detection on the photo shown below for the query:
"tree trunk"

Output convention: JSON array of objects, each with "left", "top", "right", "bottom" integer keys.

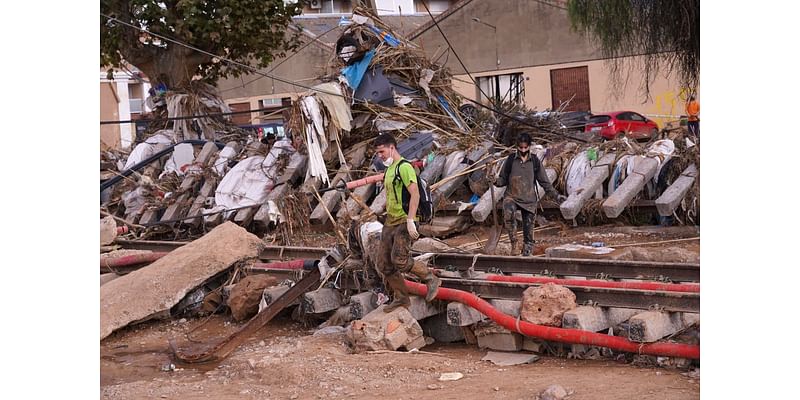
[{"left": 127, "top": 44, "right": 211, "bottom": 88}]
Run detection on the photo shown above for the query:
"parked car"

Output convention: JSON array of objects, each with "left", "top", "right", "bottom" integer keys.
[
  {"left": 557, "top": 110, "right": 593, "bottom": 132},
  {"left": 584, "top": 111, "right": 659, "bottom": 140}
]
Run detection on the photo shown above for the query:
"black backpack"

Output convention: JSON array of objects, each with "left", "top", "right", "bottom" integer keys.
[{"left": 392, "top": 160, "right": 434, "bottom": 224}]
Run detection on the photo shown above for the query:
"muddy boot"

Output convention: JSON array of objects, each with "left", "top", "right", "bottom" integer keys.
[
  {"left": 383, "top": 274, "right": 411, "bottom": 312},
  {"left": 383, "top": 291, "right": 410, "bottom": 312},
  {"left": 422, "top": 272, "right": 441, "bottom": 302},
  {"left": 410, "top": 260, "right": 441, "bottom": 302},
  {"left": 522, "top": 242, "right": 533, "bottom": 257}
]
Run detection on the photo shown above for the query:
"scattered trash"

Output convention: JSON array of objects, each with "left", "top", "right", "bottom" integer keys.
[
  {"left": 438, "top": 372, "right": 464, "bottom": 381},
  {"left": 481, "top": 351, "right": 540, "bottom": 366}
]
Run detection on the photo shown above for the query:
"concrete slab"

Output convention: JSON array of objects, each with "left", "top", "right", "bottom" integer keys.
[
  {"left": 446, "top": 302, "right": 486, "bottom": 326},
  {"left": 302, "top": 288, "right": 343, "bottom": 314},
  {"left": 421, "top": 313, "right": 465, "bottom": 343},
  {"left": 628, "top": 311, "right": 698, "bottom": 342}
]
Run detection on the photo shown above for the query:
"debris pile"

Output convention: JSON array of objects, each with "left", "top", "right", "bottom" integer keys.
[{"left": 100, "top": 8, "right": 700, "bottom": 247}]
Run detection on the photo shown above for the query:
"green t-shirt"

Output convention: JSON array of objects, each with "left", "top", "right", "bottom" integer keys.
[{"left": 384, "top": 158, "right": 418, "bottom": 226}]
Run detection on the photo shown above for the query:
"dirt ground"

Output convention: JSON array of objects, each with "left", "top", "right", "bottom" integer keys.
[
  {"left": 102, "top": 223, "right": 700, "bottom": 399},
  {"left": 101, "top": 315, "right": 699, "bottom": 400}
]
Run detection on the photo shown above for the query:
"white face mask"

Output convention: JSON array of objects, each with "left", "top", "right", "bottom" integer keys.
[{"left": 382, "top": 157, "right": 394, "bottom": 167}]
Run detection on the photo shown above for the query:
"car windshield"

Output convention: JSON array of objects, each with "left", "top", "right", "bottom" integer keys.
[{"left": 588, "top": 115, "right": 611, "bottom": 124}]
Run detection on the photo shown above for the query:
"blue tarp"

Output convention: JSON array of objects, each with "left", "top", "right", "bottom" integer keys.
[{"left": 341, "top": 49, "right": 376, "bottom": 90}]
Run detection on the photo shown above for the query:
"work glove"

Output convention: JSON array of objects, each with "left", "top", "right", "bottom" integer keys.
[
  {"left": 407, "top": 219, "right": 420, "bottom": 240},
  {"left": 557, "top": 194, "right": 567, "bottom": 205}
]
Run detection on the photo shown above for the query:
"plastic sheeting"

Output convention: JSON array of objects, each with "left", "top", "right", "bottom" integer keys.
[
  {"left": 341, "top": 49, "right": 376, "bottom": 90},
  {"left": 213, "top": 139, "right": 296, "bottom": 212},
  {"left": 565, "top": 150, "right": 592, "bottom": 196},
  {"left": 213, "top": 145, "right": 238, "bottom": 177},
  {"left": 122, "top": 131, "right": 173, "bottom": 170},
  {"left": 160, "top": 143, "right": 195, "bottom": 179},
  {"left": 314, "top": 82, "right": 352, "bottom": 132},
  {"left": 300, "top": 96, "right": 331, "bottom": 187}
]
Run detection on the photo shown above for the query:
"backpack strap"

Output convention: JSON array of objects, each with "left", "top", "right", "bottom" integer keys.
[{"left": 393, "top": 159, "right": 410, "bottom": 203}]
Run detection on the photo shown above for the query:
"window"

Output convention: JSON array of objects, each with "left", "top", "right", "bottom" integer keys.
[
  {"left": 629, "top": 112, "right": 646, "bottom": 122},
  {"left": 476, "top": 73, "right": 525, "bottom": 106}
]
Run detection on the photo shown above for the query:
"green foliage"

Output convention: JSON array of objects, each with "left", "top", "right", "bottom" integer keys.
[
  {"left": 567, "top": 0, "right": 700, "bottom": 97},
  {"left": 101, "top": 0, "right": 304, "bottom": 86}
]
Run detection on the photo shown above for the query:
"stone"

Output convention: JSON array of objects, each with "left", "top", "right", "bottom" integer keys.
[
  {"left": 303, "top": 288, "right": 344, "bottom": 314},
  {"left": 228, "top": 274, "right": 279, "bottom": 321},
  {"left": 438, "top": 372, "right": 464, "bottom": 381},
  {"left": 100, "top": 216, "right": 118, "bottom": 245},
  {"left": 520, "top": 283, "right": 577, "bottom": 326},
  {"left": 446, "top": 302, "right": 485, "bottom": 326},
  {"left": 421, "top": 313, "right": 465, "bottom": 343},
  {"left": 347, "top": 306, "right": 425, "bottom": 352},
  {"left": 540, "top": 384, "right": 568, "bottom": 400}
]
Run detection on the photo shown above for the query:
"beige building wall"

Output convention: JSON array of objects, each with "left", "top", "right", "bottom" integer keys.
[
  {"left": 457, "top": 56, "right": 697, "bottom": 128},
  {"left": 100, "top": 82, "right": 121, "bottom": 150}
]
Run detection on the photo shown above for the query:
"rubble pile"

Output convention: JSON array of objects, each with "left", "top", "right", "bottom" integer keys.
[{"left": 100, "top": 8, "right": 700, "bottom": 244}]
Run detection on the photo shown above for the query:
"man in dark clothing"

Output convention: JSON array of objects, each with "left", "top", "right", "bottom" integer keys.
[{"left": 495, "top": 133, "right": 566, "bottom": 256}]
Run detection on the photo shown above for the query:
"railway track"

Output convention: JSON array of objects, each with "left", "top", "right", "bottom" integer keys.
[{"left": 111, "top": 240, "right": 700, "bottom": 312}]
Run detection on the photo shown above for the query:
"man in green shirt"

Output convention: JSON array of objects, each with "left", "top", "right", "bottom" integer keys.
[{"left": 374, "top": 133, "right": 440, "bottom": 312}]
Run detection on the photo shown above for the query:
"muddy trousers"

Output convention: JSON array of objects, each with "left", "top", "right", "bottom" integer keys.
[
  {"left": 502, "top": 198, "right": 535, "bottom": 251},
  {"left": 378, "top": 223, "right": 433, "bottom": 302}
]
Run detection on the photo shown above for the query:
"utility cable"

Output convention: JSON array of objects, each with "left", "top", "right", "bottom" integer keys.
[
  {"left": 420, "top": 1, "right": 492, "bottom": 103},
  {"left": 100, "top": 105, "right": 288, "bottom": 125},
  {"left": 101, "top": 12, "right": 575, "bottom": 139}
]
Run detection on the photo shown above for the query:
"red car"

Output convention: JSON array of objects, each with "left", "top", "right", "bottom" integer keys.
[{"left": 584, "top": 111, "right": 660, "bottom": 140}]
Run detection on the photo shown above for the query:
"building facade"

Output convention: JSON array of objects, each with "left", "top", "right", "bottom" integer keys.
[
  {"left": 100, "top": 69, "right": 151, "bottom": 150},
  {"left": 218, "top": 0, "right": 696, "bottom": 129}
]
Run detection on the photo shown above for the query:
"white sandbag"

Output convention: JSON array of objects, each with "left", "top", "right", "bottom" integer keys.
[
  {"left": 122, "top": 131, "right": 173, "bottom": 170},
  {"left": 160, "top": 143, "right": 195, "bottom": 178},
  {"left": 214, "top": 156, "right": 270, "bottom": 211}
]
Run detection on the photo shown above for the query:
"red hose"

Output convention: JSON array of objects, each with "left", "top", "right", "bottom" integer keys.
[
  {"left": 404, "top": 280, "right": 700, "bottom": 359},
  {"left": 100, "top": 252, "right": 169, "bottom": 269},
  {"left": 483, "top": 274, "right": 700, "bottom": 293},
  {"left": 251, "top": 260, "right": 308, "bottom": 270}
]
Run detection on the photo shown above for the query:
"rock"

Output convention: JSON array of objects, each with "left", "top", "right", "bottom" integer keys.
[
  {"left": 427, "top": 384, "right": 440, "bottom": 390},
  {"left": 438, "top": 372, "right": 463, "bottom": 381},
  {"left": 228, "top": 274, "right": 279, "bottom": 321},
  {"left": 100, "top": 216, "right": 118, "bottom": 246},
  {"left": 540, "top": 384, "right": 568, "bottom": 400},
  {"left": 520, "top": 283, "right": 577, "bottom": 326}
]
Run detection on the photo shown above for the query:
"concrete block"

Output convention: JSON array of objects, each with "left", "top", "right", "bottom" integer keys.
[
  {"left": 446, "top": 302, "right": 486, "bottom": 326},
  {"left": 523, "top": 337, "right": 543, "bottom": 353},
  {"left": 258, "top": 284, "right": 299, "bottom": 312},
  {"left": 562, "top": 306, "right": 639, "bottom": 332},
  {"left": 347, "top": 306, "right": 426, "bottom": 351},
  {"left": 421, "top": 313, "right": 465, "bottom": 343},
  {"left": 408, "top": 296, "right": 444, "bottom": 321},
  {"left": 302, "top": 288, "right": 343, "bottom": 314},
  {"left": 655, "top": 164, "right": 698, "bottom": 216},
  {"left": 560, "top": 153, "right": 616, "bottom": 219},
  {"left": 603, "top": 156, "right": 659, "bottom": 218},
  {"left": 348, "top": 291, "right": 377, "bottom": 320},
  {"left": 462, "top": 326, "right": 478, "bottom": 345},
  {"left": 474, "top": 322, "right": 523, "bottom": 351},
  {"left": 628, "top": 311, "right": 697, "bottom": 343},
  {"left": 490, "top": 299, "right": 521, "bottom": 317}
]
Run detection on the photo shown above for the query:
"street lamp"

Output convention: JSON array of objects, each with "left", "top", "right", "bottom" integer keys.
[{"left": 471, "top": 17, "right": 499, "bottom": 69}]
